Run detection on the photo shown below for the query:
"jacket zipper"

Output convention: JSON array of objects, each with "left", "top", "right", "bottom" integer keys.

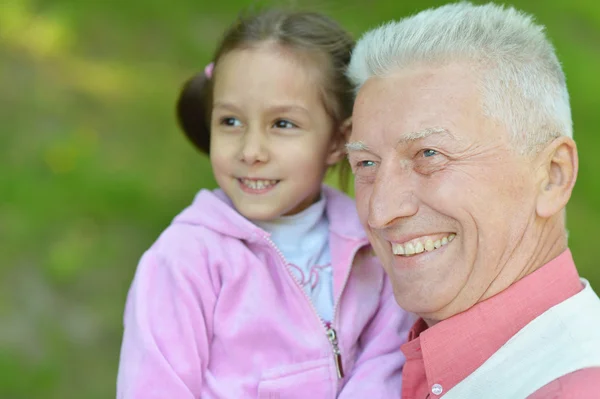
[
  {"left": 264, "top": 234, "right": 365, "bottom": 381},
  {"left": 326, "top": 322, "right": 344, "bottom": 379}
]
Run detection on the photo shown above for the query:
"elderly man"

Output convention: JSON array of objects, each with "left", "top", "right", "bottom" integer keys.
[{"left": 346, "top": 2, "right": 600, "bottom": 398}]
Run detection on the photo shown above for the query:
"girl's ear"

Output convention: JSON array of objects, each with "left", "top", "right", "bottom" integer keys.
[{"left": 326, "top": 117, "right": 352, "bottom": 165}]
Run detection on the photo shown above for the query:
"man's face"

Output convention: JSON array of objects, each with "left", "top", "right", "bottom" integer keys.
[{"left": 349, "top": 63, "right": 540, "bottom": 321}]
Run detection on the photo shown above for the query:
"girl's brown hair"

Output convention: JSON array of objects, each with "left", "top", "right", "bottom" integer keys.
[{"left": 176, "top": 9, "right": 355, "bottom": 189}]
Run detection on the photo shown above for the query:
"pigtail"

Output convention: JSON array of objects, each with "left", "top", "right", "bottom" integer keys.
[{"left": 176, "top": 73, "right": 212, "bottom": 154}]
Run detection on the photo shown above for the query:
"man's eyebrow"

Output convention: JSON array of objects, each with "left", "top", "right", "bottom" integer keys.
[
  {"left": 345, "top": 141, "right": 369, "bottom": 153},
  {"left": 345, "top": 127, "right": 454, "bottom": 154},
  {"left": 396, "top": 127, "right": 454, "bottom": 145}
]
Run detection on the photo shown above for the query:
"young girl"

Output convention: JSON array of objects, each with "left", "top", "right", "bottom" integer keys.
[{"left": 117, "top": 9, "right": 414, "bottom": 398}]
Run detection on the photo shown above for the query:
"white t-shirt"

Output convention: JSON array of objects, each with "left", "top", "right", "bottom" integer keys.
[{"left": 254, "top": 196, "right": 333, "bottom": 322}]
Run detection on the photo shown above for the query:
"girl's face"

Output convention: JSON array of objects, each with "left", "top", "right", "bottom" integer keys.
[{"left": 209, "top": 44, "right": 345, "bottom": 221}]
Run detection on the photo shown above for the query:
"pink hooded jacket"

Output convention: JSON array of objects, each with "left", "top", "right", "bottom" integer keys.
[{"left": 117, "top": 185, "right": 415, "bottom": 398}]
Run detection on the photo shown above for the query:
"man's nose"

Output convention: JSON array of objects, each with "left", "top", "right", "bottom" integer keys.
[{"left": 367, "top": 162, "right": 419, "bottom": 229}]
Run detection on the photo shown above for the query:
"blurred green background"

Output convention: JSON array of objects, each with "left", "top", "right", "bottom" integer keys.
[{"left": 1, "top": 0, "right": 598, "bottom": 397}]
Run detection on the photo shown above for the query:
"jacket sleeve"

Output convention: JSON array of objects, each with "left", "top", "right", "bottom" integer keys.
[
  {"left": 337, "top": 274, "right": 417, "bottom": 397},
  {"left": 116, "top": 249, "right": 217, "bottom": 399}
]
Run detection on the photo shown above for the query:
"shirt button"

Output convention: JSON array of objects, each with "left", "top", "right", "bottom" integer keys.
[{"left": 431, "top": 384, "right": 443, "bottom": 395}]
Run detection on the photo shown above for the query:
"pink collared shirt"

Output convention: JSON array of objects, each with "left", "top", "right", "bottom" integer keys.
[{"left": 400, "top": 249, "right": 600, "bottom": 399}]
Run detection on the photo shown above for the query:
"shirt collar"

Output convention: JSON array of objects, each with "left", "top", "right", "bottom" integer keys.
[
  {"left": 253, "top": 194, "right": 327, "bottom": 255},
  {"left": 401, "top": 249, "right": 583, "bottom": 395}
]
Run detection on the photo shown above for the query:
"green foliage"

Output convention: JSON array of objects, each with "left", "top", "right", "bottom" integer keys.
[{"left": 1, "top": 0, "right": 597, "bottom": 397}]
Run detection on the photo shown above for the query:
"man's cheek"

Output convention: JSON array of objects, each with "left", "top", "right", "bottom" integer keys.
[
  {"left": 354, "top": 192, "right": 371, "bottom": 224},
  {"left": 371, "top": 238, "right": 391, "bottom": 264}
]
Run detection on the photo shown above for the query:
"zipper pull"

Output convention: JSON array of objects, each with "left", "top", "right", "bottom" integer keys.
[{"left": 326, "top": 326, "right": 344, "bottom": 379}]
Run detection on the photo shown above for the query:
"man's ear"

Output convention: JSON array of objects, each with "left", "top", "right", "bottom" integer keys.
[
  {"left": 326, "top": 117, "right": 352, "bottom": 165},
  {"left": 535, "top": 136, "right": 578, "bottom": 218}
]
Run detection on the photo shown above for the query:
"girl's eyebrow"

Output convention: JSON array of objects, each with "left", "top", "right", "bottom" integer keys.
[
  {"left": 213, "top": 102, "right": 310, "bottom": 116},
  {"left": 266, "top": 105, "right": 310, "bottom": 115},
  {"left": 212, "top": 102, "right": 242, "bottom": 113}
]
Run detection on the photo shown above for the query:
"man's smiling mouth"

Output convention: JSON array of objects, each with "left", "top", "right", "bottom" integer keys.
[{"left": 391, "top": 233, "right": 456, "bottom": 256}]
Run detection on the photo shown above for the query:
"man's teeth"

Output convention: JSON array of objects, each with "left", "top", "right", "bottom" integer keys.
[
  {"left": 241, "top": 179, "right": 278, "bottom": 190},
  {"left": 392, "top": 234, "right": 456, "bottom": 256}
]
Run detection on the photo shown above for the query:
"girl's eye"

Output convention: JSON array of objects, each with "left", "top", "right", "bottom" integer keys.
[
  {"left": 273, "top": 119, "right": 297, "bottom": 129},
  {"left": 221, "top": 117, "right": 242, "bottom": 127},
  {"left": 423, "top": 149, "right": 439, "bottom": 157}
]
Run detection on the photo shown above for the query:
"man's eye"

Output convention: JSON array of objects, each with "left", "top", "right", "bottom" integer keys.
[
  {"left": 423, "top": 149, "right": 438, "bottom": 157},
  {"left": 357, "top": 160, "right": 376, "bottom": 168},
  {"left": 221, "top": 117, "right": 242, "bottom": 127},
  {"left": 273, "top": 119, "right": 297, "bottom": 129}
]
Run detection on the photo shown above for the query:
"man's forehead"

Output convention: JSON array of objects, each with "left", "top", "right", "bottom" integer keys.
[{"left": 353, "top": 65, "right": 479, "bottom": 120}]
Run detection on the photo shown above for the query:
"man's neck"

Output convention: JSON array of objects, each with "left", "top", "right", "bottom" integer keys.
[
  {"left": 422, "top": 220, "right": 568, "bottom": 328},
  {"left": 484, "top": 220, "right": 568, "bottom": 303}
]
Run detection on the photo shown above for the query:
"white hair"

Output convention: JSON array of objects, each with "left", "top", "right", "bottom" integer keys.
[{"left": 347, "top": 2, "right": 573, "bottom": 153}]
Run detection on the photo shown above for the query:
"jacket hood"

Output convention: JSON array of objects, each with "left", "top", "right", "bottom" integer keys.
[{"left": 172, "top": 185, "right": 368, "bottom": 242}]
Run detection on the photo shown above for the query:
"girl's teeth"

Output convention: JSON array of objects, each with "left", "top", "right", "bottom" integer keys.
[
  {"left": 392, "top": 234, "right": 456, "bottom": 257},
  {"left": 242, "top": 179, "right": 278, "bottom": 189}
]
